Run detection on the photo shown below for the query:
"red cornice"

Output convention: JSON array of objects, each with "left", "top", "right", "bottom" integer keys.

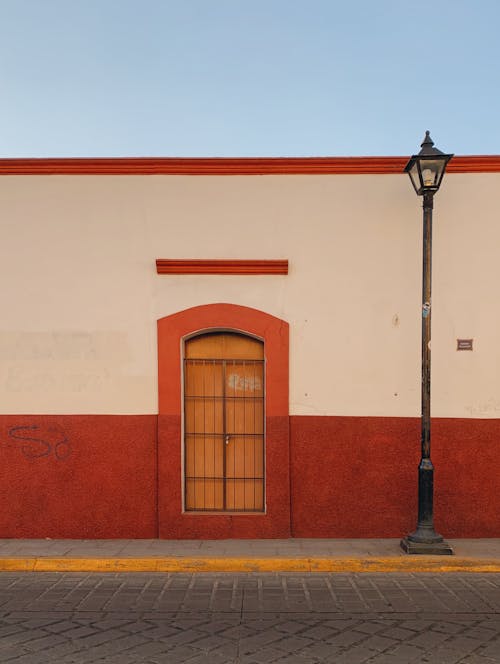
[
  {"left": 0, "top": 155, "right": 499, "bottom": 175},
  {"left": 156, "top": 259, "right": 288, "bottom": 275}
]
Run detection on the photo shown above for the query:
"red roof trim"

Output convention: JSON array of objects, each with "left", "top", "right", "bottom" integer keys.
[{"left": 0, "top": 156, "right": 499, "bottom": 175}]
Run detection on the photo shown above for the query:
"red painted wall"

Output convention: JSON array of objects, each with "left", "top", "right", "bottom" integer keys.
[
  {"left": 0, "top": 413, "right": 498, "bottom": 538},
  {"left": 0, "top": 415, "right": 157, "bottom": 538},
  {"left": 432, "top": 418, "right": 500, "bottom": 537},
  {"left": 290, "top": 416, "right": 500, "bottom": 538}
]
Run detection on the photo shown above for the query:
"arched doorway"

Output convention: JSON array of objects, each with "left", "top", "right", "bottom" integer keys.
[{"left": 157, "top": 303, "right": 289, "bottom": 539}]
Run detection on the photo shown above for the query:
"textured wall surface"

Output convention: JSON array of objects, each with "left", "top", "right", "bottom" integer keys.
[
  {"left": 0, "top": 413, "right": 498, "bottom": 538},
  {"left": 0, "top": 415, "right": 157, "bottom": 538},
  {"left": 290, "top": 416, "right": 500, "bottom": 538}
]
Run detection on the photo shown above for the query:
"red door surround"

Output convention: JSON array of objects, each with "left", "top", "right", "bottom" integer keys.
[{"left": 157, "top": 303, "right": 290, "bottom": 538}]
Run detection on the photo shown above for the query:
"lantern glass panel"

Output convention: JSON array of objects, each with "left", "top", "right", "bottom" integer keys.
[{"left": 408, "top": 161, "right": 421, "bottom": 193}]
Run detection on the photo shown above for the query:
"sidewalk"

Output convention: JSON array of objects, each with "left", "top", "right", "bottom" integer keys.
[{"left": 0, "top": 538, "right": 499, "bottom": 573}]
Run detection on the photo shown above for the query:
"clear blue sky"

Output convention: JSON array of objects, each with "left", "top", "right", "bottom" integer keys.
[{"left": 1, "top": 0, "right": 499, "bottom": 157}]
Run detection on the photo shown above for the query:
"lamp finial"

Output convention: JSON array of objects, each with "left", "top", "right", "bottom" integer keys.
[
  {"left": 419, "top": 131, "right": 444, "bottom": 157},
  {"left": 421, "top": 131, "right": 434, "bottom": 149}
]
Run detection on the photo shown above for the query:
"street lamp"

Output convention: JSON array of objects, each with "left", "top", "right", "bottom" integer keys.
[{"left": 401, "top": 131, "right": 454, "bottom": 555}]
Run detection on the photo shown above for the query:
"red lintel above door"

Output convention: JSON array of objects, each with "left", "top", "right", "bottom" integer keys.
[{"left": 156, "top": 259, "right": 288, "bottom": 275}]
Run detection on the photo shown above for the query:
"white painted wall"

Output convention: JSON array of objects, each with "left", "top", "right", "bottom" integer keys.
[{"left": 0, "top": 172, "right": 498, "bottom": 417}]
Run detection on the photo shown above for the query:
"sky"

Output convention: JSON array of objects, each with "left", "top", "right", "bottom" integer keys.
[{"left": 1, "top": 0, "right": 499, "bottom": 158}]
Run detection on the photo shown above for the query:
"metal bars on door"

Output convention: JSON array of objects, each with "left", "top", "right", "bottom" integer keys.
[{"left": 184, "top": 358, "right": 264, "bottom": 512}]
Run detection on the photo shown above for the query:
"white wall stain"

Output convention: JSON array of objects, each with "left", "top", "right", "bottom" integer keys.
[
  {"left": 227, "top": 373, "right": 261, "bottom": 392},
  {"left": 464, "top": 399, "right": 500, "bottom": 417}
]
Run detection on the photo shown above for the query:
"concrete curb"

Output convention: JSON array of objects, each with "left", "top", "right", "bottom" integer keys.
[{"left": 1, "top": 557, "right": 499, "bottom": 573}]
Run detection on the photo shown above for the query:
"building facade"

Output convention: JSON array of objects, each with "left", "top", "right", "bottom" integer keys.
[{"left": 0, "top": 156, "right": 498, "bottom": 538}]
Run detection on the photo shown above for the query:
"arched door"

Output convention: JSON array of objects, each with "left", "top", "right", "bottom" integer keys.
[{"left": 184, "top": 332, "right": 264, "bottom": 512}]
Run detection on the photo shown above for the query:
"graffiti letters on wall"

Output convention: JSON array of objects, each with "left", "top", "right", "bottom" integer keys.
[{"left": 4, "top": 424, "right": 71, "bottom": 460}]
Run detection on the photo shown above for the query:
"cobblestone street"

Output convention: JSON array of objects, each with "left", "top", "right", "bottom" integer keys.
[{"left": 0, "top": 573, "right": 499, "bottom": 663}]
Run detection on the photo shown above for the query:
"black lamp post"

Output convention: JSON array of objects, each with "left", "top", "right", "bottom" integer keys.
[{"left": 400, "top": 131, "right": 454, "bottom": 555}]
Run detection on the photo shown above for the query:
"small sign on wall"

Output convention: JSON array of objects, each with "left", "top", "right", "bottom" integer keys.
[{"left": 457, "top": 339, "right": 473, "bottom": 351}]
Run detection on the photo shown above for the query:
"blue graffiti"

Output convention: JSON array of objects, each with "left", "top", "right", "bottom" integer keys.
[{"left": 7, "top": 424, "right": 71, "bottom": 460}]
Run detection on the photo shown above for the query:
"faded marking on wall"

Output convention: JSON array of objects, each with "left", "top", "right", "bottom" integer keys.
[
  {"left": 5, "top": 424, "right": 71, "bottom": 460},
  {"left": 0, "top": 331, "right": 130, "bottom": 361},
  {"left": 465, "top": 399, "right": 500, "bottom": 417},
  {"left": 0, "top": 331, "right": 130, "bottom": 393},
  {"left": 5, "top": 367, "right": 110, "bottom": 392}
]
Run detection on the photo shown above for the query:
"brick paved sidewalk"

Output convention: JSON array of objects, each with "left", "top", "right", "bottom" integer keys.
[{"left": 0, "top": 539, "right": 499, "bottom": 573}]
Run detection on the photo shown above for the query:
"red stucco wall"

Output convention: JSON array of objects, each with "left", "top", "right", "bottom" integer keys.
[
  {"left": 432, "top": 418, "right": 500, "bottom": 537},
  {"left": 0, "top": 415, "right": 157, "bottom": 538},
  {"left": 290, "top": 416, "right": 500, "bottom": 538},
  {"left": 0, "top": 413, "right": 498, "bottom": 538}
]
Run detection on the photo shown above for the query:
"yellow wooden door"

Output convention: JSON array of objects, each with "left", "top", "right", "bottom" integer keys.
[{"left": 184, "top": 332, "right": 264, "bottom": 511}]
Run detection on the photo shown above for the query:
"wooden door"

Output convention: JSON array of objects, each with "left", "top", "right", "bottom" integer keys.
[{"left": 184, "top": 332, "right": 264, "bottom": 511}]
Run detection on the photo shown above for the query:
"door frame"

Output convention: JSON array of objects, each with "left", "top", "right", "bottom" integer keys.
[
  {"left": 157, "top": 303, "right": 290, "bottom": 539},
  {"left": 183, "top": 331, "right": 265, "bottom": 513}
]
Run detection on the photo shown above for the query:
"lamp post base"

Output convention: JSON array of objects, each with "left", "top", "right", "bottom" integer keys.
[{"left": 400, "top": 537, "right": 453, "bottom": 555}]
